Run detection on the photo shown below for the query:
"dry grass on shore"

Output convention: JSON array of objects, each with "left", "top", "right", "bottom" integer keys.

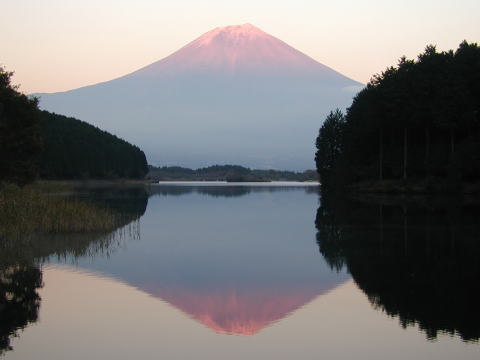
[{"left": 0, "top": 183, "right": 120, "bottom": 240}]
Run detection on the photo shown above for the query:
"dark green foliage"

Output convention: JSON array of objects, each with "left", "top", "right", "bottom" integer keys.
[
  {"left": 0, "top": 66, "right": 148, "bottom": 182},
  {"left": 39, "top": 111, "right": 148, "bottom": 179},
  {"left": 315, "top": 194, "right": 480, "bottom": 341},
  {"left": 316, "top": 41, "right": 480, "bottom": 191},
  {"left": 0, "top": 67, "right": 42, "bottom": 184},
  {"left": 148, "top": 164, "right": 317, "bottom": 182},
  {"left": 315, "top": 109, "right": 345, "bottom": 189}
]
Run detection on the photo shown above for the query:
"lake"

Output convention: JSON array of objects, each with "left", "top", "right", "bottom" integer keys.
[{"left": 1, "top": 183, "right": 479, "bottom": 359}]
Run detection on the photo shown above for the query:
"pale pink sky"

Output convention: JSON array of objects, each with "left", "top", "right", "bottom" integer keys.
[{"left": 1, "top": 0, "right": 479, "bottom": 93}]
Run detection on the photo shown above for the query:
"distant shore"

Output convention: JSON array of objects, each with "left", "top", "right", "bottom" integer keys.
[{"left": 154, "top": 180, "right": 319, "bottom": 186}]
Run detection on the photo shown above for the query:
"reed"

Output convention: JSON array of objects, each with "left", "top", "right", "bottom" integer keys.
[{"left": 0, "top": 183, "right": 121, "bottom": 240}]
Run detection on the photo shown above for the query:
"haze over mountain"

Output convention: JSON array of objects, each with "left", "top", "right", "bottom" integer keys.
[{"left": 36, "top": 24, "right": 363, "bottom": 170}]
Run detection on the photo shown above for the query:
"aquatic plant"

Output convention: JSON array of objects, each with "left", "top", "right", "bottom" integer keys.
[{"left": 0, "top": 183, "right": 121, "bottom": 240}]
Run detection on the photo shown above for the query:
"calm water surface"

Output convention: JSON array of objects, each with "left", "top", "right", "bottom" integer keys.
[{"left": 1, "top": 183, "right": 479, "bottom": 359}]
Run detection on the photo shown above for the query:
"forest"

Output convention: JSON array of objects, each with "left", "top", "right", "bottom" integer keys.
[
  {"left": 39, "top": 111, "right": 148, "bottom": 179},
  {"left": 0, "top": 67, "right": 41, "bottom": 184},
  {"left": 0, "top": 66, "right": 148, "bottom": 183},
  {"left": 316, "top": 41, "right": 480, "bottom": 193}
]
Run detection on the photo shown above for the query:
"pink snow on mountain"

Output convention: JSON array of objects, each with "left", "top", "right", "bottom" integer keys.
[{"left": 131, "top": 23, "right": 335, "bottom": 76}]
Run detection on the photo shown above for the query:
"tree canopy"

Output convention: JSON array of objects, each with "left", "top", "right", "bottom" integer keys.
[
  {"left": 0, "top": 67, "right": 42, "bottom": 184},
  {"left": 315, "top": 109, "right": 345, "bottom": 188},
  {"left": 1, "top": 66, "right": 149, "bottom": 183},
  {"left": 39, "top": 111, "right": 148, "bottom": 179},
  {"left": 316, "top": 41, "right": 480, "bottom": 191}
]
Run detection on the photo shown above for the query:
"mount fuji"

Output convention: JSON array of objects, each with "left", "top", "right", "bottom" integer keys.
[{"left": 36, "top": 24, "right": 363, "bottom": 170}]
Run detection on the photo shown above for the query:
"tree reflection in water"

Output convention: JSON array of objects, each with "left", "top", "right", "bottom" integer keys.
[
  {"left": 0, "top": 185, "right": 149, "bottom": 354},
  {"left": 315, "top": 192, "right": 480, "bottom": 342},
  {"left": 0, "top": 265, "right": 42, "bottom": 355},
  {"left": 148, "top": 183, "right": 319, "bottom": 198}
]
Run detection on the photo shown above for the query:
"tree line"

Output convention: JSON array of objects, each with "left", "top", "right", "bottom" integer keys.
[
  {"left": 0, "top": 67, "right": 148, "bottom": 184},
  {"left": 39, "top": 111, "right": 148, "bottom": 179},
  {"left": 148, "top": 164, "right": 317, "bottom": 182},
  {"left": 316, "top": 41, "right": 480, "bottom": 192},
  {"left": 0, "top": 68, "right": 42, "bottom": 184}
]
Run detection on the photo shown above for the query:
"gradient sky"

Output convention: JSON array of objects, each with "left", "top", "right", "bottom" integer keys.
[{"left": 1, "top": 0, "right": 479, "bottom": 93}]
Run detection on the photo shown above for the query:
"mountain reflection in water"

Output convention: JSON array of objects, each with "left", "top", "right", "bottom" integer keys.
[
  {"left": 2, "top": 183, "right": 479, "bottom": 359},
  {"left": 143, "top": 284, "right": 330, "bottom": 335},
  {"left": 315, "top": 192, "right": 480, "bottom": 342},
  {"left": 48, "top": 184, "right": 348, "bottom": 336}
]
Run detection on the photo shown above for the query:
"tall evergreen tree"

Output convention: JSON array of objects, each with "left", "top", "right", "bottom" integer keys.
[
  {"left": 315, "top": 41, "right": 480, "bottom": 191},
  {"left": 0, "top": 67, "right": 42, "bottom": 184},
  {"left": 315, "top": 109, "right": 345, "bottom": 188}
]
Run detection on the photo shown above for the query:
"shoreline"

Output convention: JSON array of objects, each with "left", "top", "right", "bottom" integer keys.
[
  {"left": 344, "top": 179, "right": 480, "bottom": 195},
  {"left": 34, "top": 179, "right": 154, "bottom": 188},
  {"left": 153, "top": 180, "right": 320, "bottom": 186}
]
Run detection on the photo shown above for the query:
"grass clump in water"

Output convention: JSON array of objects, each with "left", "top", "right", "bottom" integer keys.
[{"left": 0, "top": 183, "right": 119, "bottom": 240}]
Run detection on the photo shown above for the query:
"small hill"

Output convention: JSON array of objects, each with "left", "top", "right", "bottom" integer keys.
[{"left": 39, "top": 111, "right": 148, "bottom": 179}]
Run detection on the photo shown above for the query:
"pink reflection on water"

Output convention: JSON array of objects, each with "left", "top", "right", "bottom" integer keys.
[{"left": 141, "top": 284, "right": 340, "bottom": 335}]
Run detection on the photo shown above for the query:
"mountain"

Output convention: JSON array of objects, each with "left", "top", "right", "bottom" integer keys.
[
  {"left": 35, "top": 24, "right": 363, "bottom": 170},
  {"left": 127, "top": 23, "right": 354, "bottom": 79}
]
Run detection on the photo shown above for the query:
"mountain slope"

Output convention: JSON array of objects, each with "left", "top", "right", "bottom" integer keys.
[{"left": 36, "top": 24, "right": 363, "bottom": 170}]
